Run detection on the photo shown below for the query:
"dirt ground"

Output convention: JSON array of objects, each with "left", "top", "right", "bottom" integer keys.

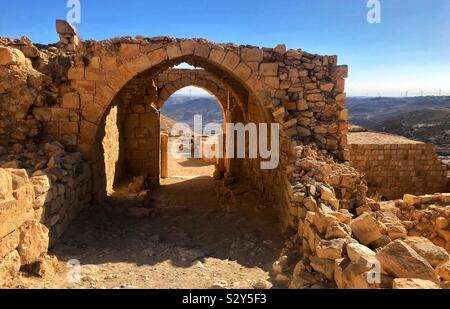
[{"left": 5, "top": 154, "right": 286, "bottom": 289}]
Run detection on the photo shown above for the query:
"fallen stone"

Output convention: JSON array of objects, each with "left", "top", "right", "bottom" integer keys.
[
  {"left": 346, "top": 243, "right": 376, "bottom": 263},
  {"left": 404, "top": 237, "right": 449, "bottom": 267},
  {"left": 18, "top": 220, "right": 49, "bottom": 265},
  {"left": 56, "top": 20, "right": 77, "bottom": 35},
  {"left": 128, "top": 176, "right": 146, "bottom": 193},
  {"left": 309, "top": 256, "right": 334, "bottom": 281},
  {"left": 0, "top": 47, "right": 26, "bottom": 66},
  {"left": 325, "top": 222, "right": 352, "bottom": 239},
  {"left": 376, "top": 240, "right": 439, "bottom": 283},
  {"left": 350, "top": 212, "right": 387, "bottom": 245},
  {"left": 0, "top": 230, "right": 20, "bottom": 260},
  {"left": 393, "top": 278, "right": 440, "bottom": 289},
  {"left": 436, "top": 262, "right": 450, "bottom": 281},
  {"left": 316, "top": 238, "right": 347, "bottom": 260},
  {"left": 0, "top": 250, "right": 21, "bottom": 281},
  {"left": 0, "top": 199, "right": 34, "bottom": 239},
  {"left": 252, "top": 279, "right": 273, "bottom": 289}
]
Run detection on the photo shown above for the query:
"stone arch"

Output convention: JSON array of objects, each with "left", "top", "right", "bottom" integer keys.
[{"left": 67, "top": 37, "right": 349, "bottom": 227}]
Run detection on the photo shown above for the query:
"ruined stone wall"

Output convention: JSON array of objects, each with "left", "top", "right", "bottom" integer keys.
[
  {"left": 348, "top": 132, "right": 449, "bottom": 199},
  {"left": 0, "top": 147, "right": 91, "bottom": 282}
]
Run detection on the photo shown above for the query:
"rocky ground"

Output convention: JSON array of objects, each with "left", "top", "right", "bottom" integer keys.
[{"left": 4, "top": 157, "right": 286, "bottom": 289}]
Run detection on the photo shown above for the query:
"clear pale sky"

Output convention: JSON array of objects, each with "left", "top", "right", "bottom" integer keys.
[{"left": 1, "top": 0, "right": 449, "bottom": 97}]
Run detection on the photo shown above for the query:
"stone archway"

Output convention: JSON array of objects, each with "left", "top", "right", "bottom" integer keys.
[{"left": 64, "top": 36, "right": 349, "bottom": 229}]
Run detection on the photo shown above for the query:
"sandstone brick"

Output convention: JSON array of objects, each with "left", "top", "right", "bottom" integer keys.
[
  {"left": 0, "top": 250, "right": 20, "bottom": 281},
  {"left": 376, "top": 240, "right": 439, "bottom": 283},
  {"left": 241, "top": 48, "right": 263, "bottom": 62},
  {"left": 120, "top": 43, "right": 140, "bottom": 59},
  {"left": 0, "top": 169, "right": 13, "bottom": 200},
  {"left": 68, "top": 67, "right": 85, "bottom": 80},
  {"left": 62, "top": 92, "right": 80, "bottom": 109},
  {"left": 59, "top": 122, "right": 79, "bottom": 135},
  {"left": 0, "top": 230, "right": 20, "bottom": 260},
  {"left": 0, "top": 199, "right": 34, "bottom": 239},
  {"left": 166, "top": 43, "right": 182, "bottom": 59},
  {"left": 222, "top": 52, "right": 240, "bottom": 71},
  {"left": 209, "top": 48, "right": 226, "bottom": 64},
  {"left": 0, "top": 47, "right": 26, "bottom": 66},
  {"left": 18, "top": 220, "right": 49, "bottom": 265},
  {"left": 233, "top": 62, "right": 252, "bottom": 80},
  {"left": 51, "top": 108, "right": 69, "bottom": 121},
  {"left": 259, "top": 63, "right": 278, "bottom": 76},
  {"left": 194, "top": 43, "right": 210, "bottom": 59}
]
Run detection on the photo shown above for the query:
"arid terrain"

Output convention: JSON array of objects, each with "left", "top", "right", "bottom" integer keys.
[{"left": 4, "top": 153, "right": 286, "bottom": 289}]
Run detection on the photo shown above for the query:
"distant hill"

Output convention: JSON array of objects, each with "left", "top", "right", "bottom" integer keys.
[
  {"left": 161, "top": 95, "right": 223, "bottom": 128},
  {"left": 160, "top": 115, "right": 177, "bottom": 133},
  {"left": 347, "top": 96, "right": 450, "bottom": 156}
]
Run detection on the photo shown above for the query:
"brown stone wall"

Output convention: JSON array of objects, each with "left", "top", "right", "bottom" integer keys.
[
  {"left": 0, "top": 160, "right": 91, "bottom": 282},
  {"left": 349, "top": 141, "right": 449, "bottom": 199}
]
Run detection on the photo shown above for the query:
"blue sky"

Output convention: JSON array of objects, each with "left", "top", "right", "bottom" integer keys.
[{"left": 1, "top": 0, "right": 449, "bottom": 96}]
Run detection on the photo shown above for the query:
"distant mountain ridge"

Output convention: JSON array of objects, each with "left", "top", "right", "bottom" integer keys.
[
  {"left": 161, "top": 95, "right": 223, "bottom": 128},
  {"left": 347, "top": 96, "right": 450, "bottom": 156}
]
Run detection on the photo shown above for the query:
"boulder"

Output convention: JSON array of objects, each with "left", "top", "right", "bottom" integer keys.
[
  {"left": 346, "top": 243, "right": 376, "bottom": 263},
  {"left": 350, "top": 212, "right": 387, "bottom": 245},
  {"left": 309, "top": 256, "right": 334, "bottom": 281},
  {"left": 378, "top": 210, "right": 407, "bottom": 240},
  {"left": 436, "top": 262, "right": 450, "bottom": 281},
  {"left": 376, "top": 240, "right": 439, "bottom": 283},
  {"left": 0, "top": 230, "right": 20, "bottom": 260},
  {"left": 0, "top": 47, "right": 26, "bottom": 66},
  {"left": 325, "top": 222, "right": 352, "bottom": 239},
  {"left": 128, "top": 176, "right": 147, "bottom": 193},
  {"left": 0, "top": 250, "right": 21, "bottom": 281},
  {"left": 316, "top": 238, "right": 347, "bottom": 260},
  {"left": 404, "top": 237, "right": 449, "bottom": 267},
  {"left": 56, "top": 20, "right": 77, "bottom": 35},
  {"left": 17, "top": 220, "right": 49, "bottom": 265},
  {"left": 393, "top": 278, "right": 440, "bottom": 289},
  {"left": 0, "top": 199, "right": 34, "bottom": 239}
]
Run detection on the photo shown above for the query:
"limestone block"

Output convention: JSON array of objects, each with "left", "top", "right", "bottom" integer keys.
[{"left": 376, "top": 240, "right": 439, "bottom": 283}]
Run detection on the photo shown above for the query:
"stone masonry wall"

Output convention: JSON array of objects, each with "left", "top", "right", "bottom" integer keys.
[
  {"left": 0, "top": 147, "right": 91, "bottom": 282},
  {"left": 348, "top": 132, "right": 449, "bottom": 199}
]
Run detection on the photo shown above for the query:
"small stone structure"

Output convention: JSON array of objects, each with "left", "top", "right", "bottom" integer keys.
[
  {"left": 1, "top": 20, "right": 449, "bottom": 288},
  {"left": 348, "top": 131, "right": 449, "bottom": 199}
]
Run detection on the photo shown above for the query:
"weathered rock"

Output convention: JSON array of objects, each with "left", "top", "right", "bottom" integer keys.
[
  {"left": 56, "top": 20, "right": 77, "bottom": 35},
  {"left": 0, "top": 199, "right": 34, "bottom": 239},
  {"left": 128, "top": 176, "right": 146, "bottom": 193},
  {"left": 17, "top": 220, "right": 49, "bottom": 265},
  {"left": 252, "top": 279, "right": 273, "bottom": 289},
  {"left": 0, "top": 169, "right": 13, "bottom": 200},
  {"left": 0, "top": 250, "right": 21, "bottom": 281},
  {"left": 404, "top": 237, "right": 449, "bottom": 267},
  {"left": 350, "top": 213, "right": 387, "bottom": 245},
  {"left": 309, "top": 256, "right": 334, "bottom": 280},
  {"left": 346, "top": 243, "right": 376, "bottom": 263},
  {"left": 393, "top": 278, "right": 440, "bottom": 289},
  {"left": 436, "top": 262, "right": 450, "bottom": 281},
  {"left": 0, "top": 47, "right": 26, "bottom": 66},
  {"left": 376, "top": 240, "right": 439, "bottom": 283},
  {"left": 325, "top": 222, "right": 352, "bottom": 239},
  {"left": 316, "top": 238, "right": 347, "bottom": 260},
  {"left": 0, "top": 230, "right": 20, "bottom": 260}
]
